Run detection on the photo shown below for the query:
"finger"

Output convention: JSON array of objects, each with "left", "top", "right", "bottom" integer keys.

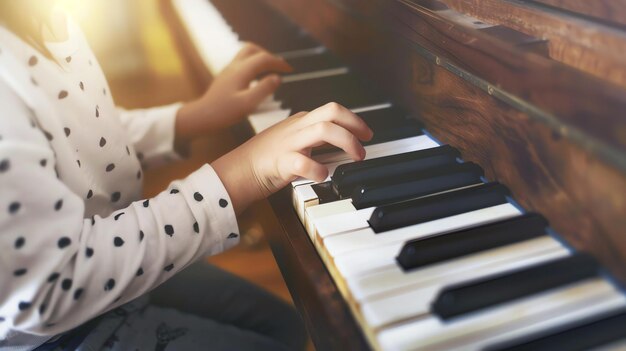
[
  {"left": 241, "top": 52, "right": 293, "bottom": 80},
  {"left": 301, "top": 102, "right": 374, "bottom": 141},
  {"left": 234, "top": 42, "right": 263, "bottom": 61},
  {"left": 239, "top": 74, "right": 282, "bottom": 108},
  {"left": 293, "top": 121, "right": 366, "bottom": 161},
  {"left": 279, "top": 152, "right": 328, "bottom": 183}
]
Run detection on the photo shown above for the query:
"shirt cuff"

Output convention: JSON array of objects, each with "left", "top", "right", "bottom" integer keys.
[{"left": 183, "top": 164, "right": 241, "bottom": 255}]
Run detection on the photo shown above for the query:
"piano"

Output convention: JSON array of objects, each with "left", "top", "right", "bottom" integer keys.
[{"left": 161, "top": 0, "right": 626, "bottom": 349}]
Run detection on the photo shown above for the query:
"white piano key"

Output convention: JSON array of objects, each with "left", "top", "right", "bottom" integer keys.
[
  {"left": 314, "top": 207, "right": 376, "bottom": 239},
  {"left": 351, "top": 103, "right": 393, "bottom": 114},
  {"left": 376, "top": 278, "right": 626, "bottom": 351},
  {"left": 282, "top": 67, "right": 350, "bottom": 83},
  {"left": 314, "top": 135, "right": 438, "bottom": 165},
  {"left": 358, "top": 237, "right": 567, "bottom": 328},
  {"left": 172, "top": 0, "right": 242, "bottom": 74},
  {"left": 248, "top": 108, "right": 292, "bottom": 134},
  {"left": 321, "top": 203, "right": 521, "bottom": 256},
  {"left": 277, "top": 46, "right": 327, "bottom": 59},
  {"left": 305, "top": 199, "right": 355, "bottom": 239},
  {"left": 293, "top": 184, "right": 320, "bottom": 221}
]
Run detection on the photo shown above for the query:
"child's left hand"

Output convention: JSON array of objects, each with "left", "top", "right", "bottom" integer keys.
[{"left": 175, "top": 43, "right": 292, "bottom": 143}]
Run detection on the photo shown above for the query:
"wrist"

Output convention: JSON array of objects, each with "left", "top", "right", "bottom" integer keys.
[{"left": 211, "top": 150, "right": 262, "bottom": 214}]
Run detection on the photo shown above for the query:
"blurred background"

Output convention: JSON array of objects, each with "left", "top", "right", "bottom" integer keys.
[{"left": 59, "top": 0, "right": 295, "bottom": 305}]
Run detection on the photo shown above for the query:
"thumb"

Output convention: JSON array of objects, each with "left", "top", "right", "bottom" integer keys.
[{"left": 240, "top": 75, "right": 281, "bottom": 108}]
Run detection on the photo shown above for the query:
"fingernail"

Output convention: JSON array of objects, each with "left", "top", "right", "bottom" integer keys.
[{"left": 271, "top": 75, "right": 281, "bottom": 85}]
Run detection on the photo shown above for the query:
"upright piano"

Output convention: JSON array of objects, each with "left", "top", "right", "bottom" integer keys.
[{"left": 161, "top": 0, "right": 626, "bottom": 349}]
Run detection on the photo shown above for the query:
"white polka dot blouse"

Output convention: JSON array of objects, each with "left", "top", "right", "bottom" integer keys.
[{"left": 0, "top": 14, "right": 240, "bottom": 344}]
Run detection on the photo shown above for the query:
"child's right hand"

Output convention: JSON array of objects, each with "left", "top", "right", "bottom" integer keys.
[{"left": 212, "top": 102, "right": 373, "bottom": 214}]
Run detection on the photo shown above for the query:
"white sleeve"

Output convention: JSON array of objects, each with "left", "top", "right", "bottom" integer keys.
[
  {"left": 117, "top": 103, "right": 184, "bottom": 168},
  {"left": 0, "top": 85, "right": 240, "bottom": 336}
]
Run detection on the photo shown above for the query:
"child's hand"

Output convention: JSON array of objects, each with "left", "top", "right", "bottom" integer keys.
[
  {"left": 212, "top": 103, "right": 374, "bottom": 214},
  {"left": 175, "top": 43, "right": 292, "bottom": 142}
]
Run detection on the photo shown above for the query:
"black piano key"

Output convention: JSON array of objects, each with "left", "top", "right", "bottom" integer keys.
[
  {"left": 431, "top": 254, "right": 600, "bottom": 321},
  {"left": 361, "top": 108, "right": 424, "bottom": 146},
  {"left": 311, "top": 181, "right": 340, "bottom": 204},
  {"left": 368, "top": 182, "right": 510, "bottom": 233},
  {"left": 210, "top": 0, "right": 317, "bottom": 52},
  {"left": 311, "top": 107, "right": 424, "bottom": 156},
  {"left": 485, "top": 309, "right": 626, "bottom": 351},
  {"left": 332, "top": 145, "right": 459, "bottom": 187},
  {"left": 285, "top": 51, "right": 344, "bottom": 74},
  {"left": 333, "top": 149, "right": 463, "bottom": 198},
  {"left": 396, "top": 213, "right": 549, "bottom": 270},
  {"left": 351, "top": 162, "right": 484, "bottom": 209},
  {"left": 277, "top": 74, "right": 388, "bottom": 111}
]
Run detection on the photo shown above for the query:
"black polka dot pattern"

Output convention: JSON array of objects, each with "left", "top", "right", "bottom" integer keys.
[
  {"left": 18, "top": 302, "right": 31, "bottom": 311},
  {"left": 43, "top": 130, "right": 53, "bottom": 141},
  {"left": 99, "top": 137, "right": 106, "bottom": 147},
  {"left": 65, "top": 56, "right": 72, "bottom": 63},
  {"left": 14, "top": 237, "right": 25, "bottom": 249},
  {"left": 106, "top": 163, "right": 115, "bottom": 172},
  {"left": 113, "top": 237, "right": 125, "bottom": 247},
  {"left": 104, "top": 279, "right": 115, "bottom": 291},
  {"left": 164, "top": 225, "right": 174, "bottom": 237},
  {"left": 86, "top": 247, "right": 94, "bottom": 258},
  {"left": 139, "top": 230, "right": 145, "bottom": 242},
  {"left": 193, "top": 222, "right": 199, "bottom": 233},
  {"left": 219, "top": 199, "right": 229, "bottom": 208},
  {"left": 95, "top": 106, "right": 100, "bottom": 117},
  {"left": 58, "top": 91, "right": 68, "bottom": 99},
  {"left": 73, "top": 288, "right": 83, "bottom": 300},
  {"left": 170, "top": 189, "right": 179, "bottom": 194},
  {"left": 79, "top": 81, "right": 84, "bottom": 91},
  {"left": 9, "top": 202, "right": 21, "bottom": 214},
  {"left": 48, "top": 273, "right": 60, "bottom": 282},
  {"left": 28, "top": 56, "right": 38, "bottom": 66},
  {"left": 13, "top": 268, "right": 27, "bottom": 276},
  {"left": 61, "top": 278, "right": 72, "bottom": 291},
  {"left": 136, "top": 267, "right": 144, "bottom": 276},
  {"left": 164, "top": 264, "right": 174, "bottom": 272},
  {"left": 54, "top": 199, "right": 63, "bottom": 211},
  {"left": 87, "top": 190, "right": 93, "bottom": 199},
  {"left": 39, "top": 304, "right": 46, "bottom": 315},
  {"left": 114, "top": 212, "right": 125, "bottom": 220},
  {"left": 57, "top": 237, "right": 71, "bottom": 249},
  {"left": 0, "top": 159, "right": 9, "bottom": 172},
  {"left": 40, "top": 159, "right": 47, "bottom": 167},
  {"left": 228, "top": 233, "right": 239, "bottom": 239},
  {"left": 64, "top": 128, "right": 71, "bottom": 137},
  {"left": 194, "top": 192, "right": 204, "bottom": 202}
]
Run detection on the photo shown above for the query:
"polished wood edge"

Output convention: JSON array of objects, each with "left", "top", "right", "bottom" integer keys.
[
  {"left": 533, "top": 0, "right": 626, "bottom": 28},
  {"left": 267, "top": 188, "right": 372, "bottom": 350},
  {"left": 438, "top": 0, "right": 626, "bottom": 88}
]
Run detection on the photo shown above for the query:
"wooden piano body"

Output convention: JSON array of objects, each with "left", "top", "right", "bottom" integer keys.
[{"left": 162, "top": 0, "right": 626, "bottom": 349}]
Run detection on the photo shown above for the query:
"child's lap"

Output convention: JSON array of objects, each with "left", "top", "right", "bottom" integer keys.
[{"left": 48, "top": 262, "right": 306, "bottom": 351}]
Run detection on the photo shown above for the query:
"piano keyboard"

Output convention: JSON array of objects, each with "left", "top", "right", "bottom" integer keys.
[{"left": 171, "top": 1, "right": 626, "bottom": 350}]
